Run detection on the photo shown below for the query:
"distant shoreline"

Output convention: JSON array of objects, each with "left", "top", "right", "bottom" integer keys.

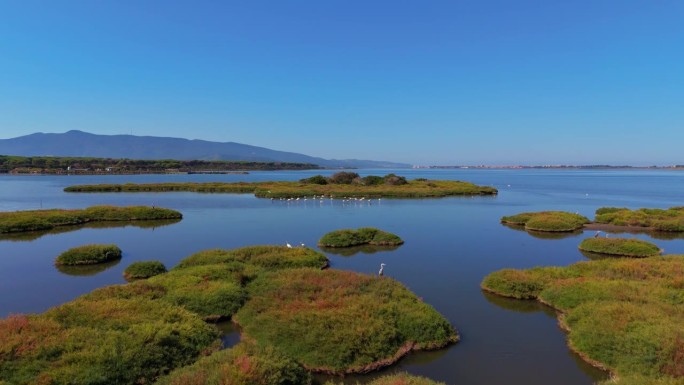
[
  {"left": 414, "top": 165, "right": 684, "bottom": 170},
  {"left": 2, "top": 170, "right": 250, "bottom": 176}
]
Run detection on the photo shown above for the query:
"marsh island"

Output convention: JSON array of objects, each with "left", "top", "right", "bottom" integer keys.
[
  {"left": 481, "top": 256, "right": 684, "bottom": 385},
  {"left": 318, "top": 227, "right": 404, "bottom": 248},
  {"left": 55, "top": 244, "right": 122, "bottom": 266},
  {"left": 64, "top": 172, "right": 498, "bottom": 198},
  {"left": 0, "top": 205, "right": 182, "bottom": 234},
  {"left": 578, "top": 237, "right": 661, "bottom": 258},
  {"left": 503, "top": 206, "right": 684, "bottom": 234},
  {"left": 0, "top": 244, "right": 456, "bottom": 383}
]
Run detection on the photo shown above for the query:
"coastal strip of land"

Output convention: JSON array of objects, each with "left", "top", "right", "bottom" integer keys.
[
  {"left": 0, "top": 154, "right": 319, "bottom": 175},
  {"left": 64, "top": 174, "right": 498, "bottom": 198}
]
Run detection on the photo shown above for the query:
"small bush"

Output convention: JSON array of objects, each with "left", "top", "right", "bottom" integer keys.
[
  {"left": 383, "top": 173, "right": 408, "bottom": 185},
  {"left": 300, "top": 175, "right": 328, "bottom": 185},
  {"left": 55, "top": 244, "right": 122, "bottom": 265},
  {"left": 579, "top": 238, "right": 661, "bottom": 257},
  {"left": 361, "top": 175, "right": 384, "bottom": 185},
  {"left": 329, "top": 171, "right": 360, "bottom": 184},
  {"left": 123, "top": 260, "right": 167, "bottom": 280}
]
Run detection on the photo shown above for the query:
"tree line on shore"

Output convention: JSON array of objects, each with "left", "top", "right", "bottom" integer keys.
[{"left": 0, "top": 155, "right": 320, "bottom": 173}]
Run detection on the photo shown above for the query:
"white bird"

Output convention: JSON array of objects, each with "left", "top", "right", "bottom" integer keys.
[
  {"left": 286, "top": 242, "right": 292, "bottom": 248},
  {"left": 300, "top": 242, "right": 305, "bottom": 247},
  {"left": 378, "top": 263, "right": 386, "bottom": 276}
]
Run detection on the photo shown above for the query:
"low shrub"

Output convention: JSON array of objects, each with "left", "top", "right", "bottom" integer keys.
[
  {"left": 318, "top": 227, "right": 404, "bottom": 248},
  {"left": 482, "top": 256, "right": 684, "bottom": 384},
  {"left": 361, "top": 175, "right": 384, "bottom": 185},
  {"left": 579, "top": 238, "right": 661, "bottom": 257},
  {"left": 383, "top": 173, "right": 408, "bottom": 186},
  {"left": 235, "top": 268, "right": 458, "bottom": 374},
  {"left": 123, "top": 260, "right": 167, "bottom": 280},
  {"left": 300, "top": 175, "right": 328, "bottom": 185},
  {"left": 55, "top": 244, "right": 122, "bottom": 265},
  {"left": 329, "top": 171, "right": 360, "bottom": 184}
]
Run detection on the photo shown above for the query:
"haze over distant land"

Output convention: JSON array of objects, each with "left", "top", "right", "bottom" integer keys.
[
  {"left": 0, "top": 2, "right": 682, "bottom": 164},
  {"left": 0, "top": 130, "right": 409, "bottom": 169}
]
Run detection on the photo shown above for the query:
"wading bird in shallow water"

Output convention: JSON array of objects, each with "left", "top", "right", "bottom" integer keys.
[
  {"left": 378, "top": 263, "right": 386, "bottom": 276},
  {"left": 286, "top": 242, "right": 292, "bottom": 248}
]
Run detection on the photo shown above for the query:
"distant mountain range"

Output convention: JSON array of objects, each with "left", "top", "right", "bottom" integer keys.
[{"left": 0, "top": 131, "right": 409, "bottom": 169}]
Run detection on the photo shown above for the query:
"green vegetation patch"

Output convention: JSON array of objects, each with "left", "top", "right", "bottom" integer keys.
[
  {"left": 318, "top": 227, "right": 404, "bottom": 248},
  {"left": 156, "top": 342, "right": 312, "bottom": 385},
  {"left": 595, "top": 206, "right": 684, "bottom": 232},
  {"left": 501, "top": 211, "right": 590, "bottom": 232},
  {"left": 235, "top": 268, "right": 458, "bottom": 374},
  {"left": 150, "top": 264, "right": 249, "bottom": 322},
  {"left": 55, "top": 244, "right": 122, "bottom": 265},
  {"left": 0, "top": 282, "right": 219, "bottom": 385},
  {"left": 0, "top": 205, "right": 182, "bottom": 234},
  {"left": 579, "top": 237, "right": 661, "bottom": 258},
  {"left": 177, "top": 245, "right": 329, "bottom": 270},
  {"left": 482, "top": 256, "right": 684, "bottom": 384},
  {"left": 152, "top": 246, "right": 329, "bottom": 321},
  {"left": 64, "top": 176, "right": 498, "bottom": 198},
  {"left": 325, "top": 372, "right": 446, "bottom": 385},
  {"left": 123, "top": 260, "right": 167, "bottom": 280}
]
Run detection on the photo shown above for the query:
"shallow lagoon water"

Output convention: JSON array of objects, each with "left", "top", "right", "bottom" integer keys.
[{"left": 1, "top": 169, "right": 683, "bottom": 384}]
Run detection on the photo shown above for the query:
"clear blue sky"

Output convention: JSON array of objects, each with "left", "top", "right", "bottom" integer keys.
[{"left": 1, "top": 1, "right": 682, "bottom": 165}]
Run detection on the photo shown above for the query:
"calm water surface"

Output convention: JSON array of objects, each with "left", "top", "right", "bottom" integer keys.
[{"left": 1, "top": 169, "right": 683, "bottom": 385}]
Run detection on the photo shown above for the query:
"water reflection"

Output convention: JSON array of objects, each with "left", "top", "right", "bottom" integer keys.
[
  {"left": 320, "top": 244, "right": 401, "bottom": 257},
  {"left": 591, "top": 227, "right": 684, "bottom": 241},
  {"left": 313, "top": 348, "right": 452, "bottom": 385},
  {"left": 501, "top": 223, "right": 583, "bottom": 240},
  {"left": 55, "top": 259, "right": 121, "bottom": 276},
  {"left": 481, "top": 290, "right": 609, "bottom": 381},
  {"left": 481, "top": 290, "right": 555, "bottom": 315},
  {"left": 0, "top": 219, "right": 181, "bottom": 242},
  {"left": 216, "top": 320, "right": 241, "bottom": 349}
]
